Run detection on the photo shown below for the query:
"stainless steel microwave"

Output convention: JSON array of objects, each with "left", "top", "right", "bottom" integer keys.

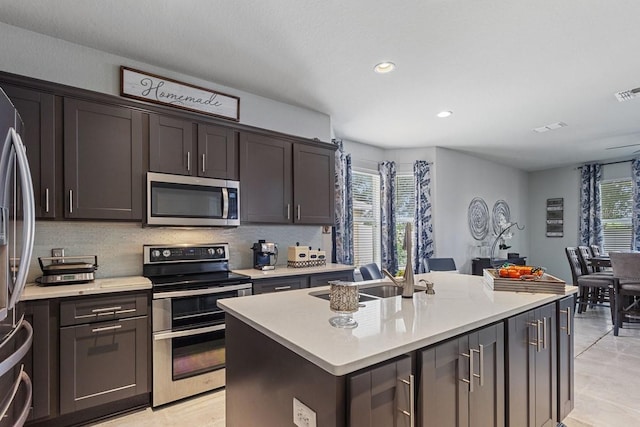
[{"left": 146, "top": 172, "right": 240, "bottom": 226}]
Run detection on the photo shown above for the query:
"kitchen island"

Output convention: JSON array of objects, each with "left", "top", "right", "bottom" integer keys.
[{"left": 219, "top": 272, "right": 577, "bottom": 427}]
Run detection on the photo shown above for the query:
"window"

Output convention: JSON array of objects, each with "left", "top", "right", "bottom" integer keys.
[
  {"left": 600, "top": 179, "right": 633, "bottom": 254},
  {"left": 352, "top": 171, "right": 381, "bottom": 267},
  {"left": 395, "top": 175, "right": 415, "bottom": 270}
]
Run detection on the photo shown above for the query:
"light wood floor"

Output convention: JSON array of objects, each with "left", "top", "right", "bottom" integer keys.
[{"left": 89, "top": 306, "right": 639, "bottom": 427}]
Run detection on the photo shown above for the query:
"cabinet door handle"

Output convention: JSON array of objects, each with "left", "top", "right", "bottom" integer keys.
[
  {"left": 68, "top": 189, "right": 73, "bottom": 214},
  {"left": 202, "top": 153, "right": 206, "bottom": 173},
  {"left": 560, "top": 309, "right": 571, "bottom": 336},
  {"left": 297, "top": 204, "right": 301, "bottom": 221},
  {"left": 460, "top": 351, "right": 474, "bottom": 392},
  {"left": 91, "top": 324, "right": 122, "bottom": 333},
  {"left": 45, "top": 188, "right": 50, "bottom": 213},
  {"left": 186, "top": 151, "right": 191, "bottom": 172},
  {"left": 287, "top": 204, "right": 291, "bottom": 220},
  {"left": 471, "top": 344, "right": 484, "bottom": 387},
  {"left": 274, "top": 286, "right": 291, "bottom": 291},
  {"left": 542, "top": 316, "right": 548, "bottom": 350},
  {"left": 529, "top": 320, "right": 541, "bottom": 352},
  {"left": 398, "top": 374, "right": 415, "bottom": 426}
]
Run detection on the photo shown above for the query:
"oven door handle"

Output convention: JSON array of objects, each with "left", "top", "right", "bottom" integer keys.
[
  {"left": 153, "top": 283, "right": 252, "bottom": 299},
  {"left": 153, "top": 324, "right": 226, "bottom": 341}
]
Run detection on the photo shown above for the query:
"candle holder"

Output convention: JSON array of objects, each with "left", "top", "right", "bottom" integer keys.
[{"left": 328, "top": 281, "right": 359, "bottom": 328}]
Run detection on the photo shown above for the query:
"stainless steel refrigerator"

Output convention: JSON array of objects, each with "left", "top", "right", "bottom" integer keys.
[{"left": 0, "top": 86, "right": 36, "bottom": 426}]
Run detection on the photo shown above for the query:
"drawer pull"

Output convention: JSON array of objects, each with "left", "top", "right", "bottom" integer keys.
[
  {"left": 274, "top": 286, "right": 292, "bottom": 291},
  {"left": 115, "top": 308, "right": 137, "bottom": 315},
  {"left": 91, "top": 306, "right": 122, "bottom": 313},
  {"left": 91, "top": 324, "right": 122, "bottom": 333}
]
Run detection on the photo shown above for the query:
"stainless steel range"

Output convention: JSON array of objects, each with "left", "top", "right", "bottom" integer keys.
[{"left": 143, "top": 243, "right": 251, "bottom": 407}]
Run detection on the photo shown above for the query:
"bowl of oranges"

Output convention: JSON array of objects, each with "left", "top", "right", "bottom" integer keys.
[{"left": 497, "top": 264, "right": 545, "bottom": 281}]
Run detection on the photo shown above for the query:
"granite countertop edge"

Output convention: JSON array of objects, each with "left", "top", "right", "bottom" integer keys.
[{"left": 21, "top": 276, "right": 152, "bottom": 301}]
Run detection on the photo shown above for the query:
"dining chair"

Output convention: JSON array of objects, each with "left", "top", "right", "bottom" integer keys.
[
  {"left": 577, "top": 245, "right": 613, "bottom": 305},
  {"left": 565, "top": 247, "right": 614, "bottom": 316},
  {"left": 609, "top": 252, "right": 640, "bottom": 336},
  {"left": 425, "top": 258, "right": 457, "bottom": 272},
  {"left": 359, "top": 263, "right": 383, "bottom": 281}
]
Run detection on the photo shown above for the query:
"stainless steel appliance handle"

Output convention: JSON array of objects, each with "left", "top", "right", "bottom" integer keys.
[
  {"left": 154, "top": 323, "right": 225, "bottom": 341},
  {"left": 9, "top": 130, "right": 35, "bottom": 310},
  {"left": 0, "top": 365, "right": 32, "bottom": 426},
  {"left": 0, "top": 318, "right": 33, "bottom": 378},
  {"left": 202, "top": 153, "right": 206, "bottom": 173},
  {"left": 398, "top": 374, "right": 415, "bottom": 426},
  {"left": 222, "top": 187, "right": 229, "bottom": 219},
  {"left": 186, "top": 151, "right": 191, "bottom": 172},
  {"left": 45, "top": 187, "right": 50, "bottom": 213},
  {"left": 560, "top": 308, "right": 571, "bottom": 335},
  {"left": 153, "top": 282, "right": 252, "bottom": 299},
  {"left": 92, "top": 324, "right": 123, "bottom": 333}
]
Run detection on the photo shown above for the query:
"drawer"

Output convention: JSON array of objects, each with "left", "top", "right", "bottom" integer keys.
[
  {"left": 252, "top": 276, "right": 308, "bottom": 294},
  {"left": 60, "top": 293, "right": 148, "bottom": 326},
  {"left": 309, "top": 270, "right": 355, "bottom": 288}
]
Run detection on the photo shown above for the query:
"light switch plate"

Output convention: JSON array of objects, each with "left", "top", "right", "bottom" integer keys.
[{"left": 293, "top": 397, "right": 316, "bottom": 427}]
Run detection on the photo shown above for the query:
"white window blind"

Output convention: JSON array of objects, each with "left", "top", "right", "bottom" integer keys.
[
  {"left": 600, "top": 179, "right": 633, "bottom": 254},
  {"left": 352, "top": 171, "right": 381, "bottom": 267},
  {"left": 395, "top": 175, "right": 415, "bottom": 270}
]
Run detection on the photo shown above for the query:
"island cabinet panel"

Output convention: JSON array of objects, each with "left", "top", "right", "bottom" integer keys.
[
  {"left": 348, "top": 355, "right": 412, "bottom": 427},
  {"left": 239, "top": 132, "right": 292, "bottom": 223},
  {"left": 225, "top": 315, "right": 347, "bottom": 427},
  {"left": 507, "top": 302, "right": 557, "bottom": 427},
  {"left": 293, "top": 143, "right": 335, "bottom": 224},
  {"left": 557, "top": 296, "right": 574, "bottom": 421},
  {"left": 149, "top": 114, "right": 194, "bottom": 175},
  {"left": 64, "top": 98, "right": 143, "bottom": 220},
  {"left": 309, "top": 270, "right": 355, "bottom": 287},
  {"left": 419, "top": 322, "right": 504, "bottom": 427},
  {"left": 197, "top": 123, "right": 238, "bottom": 179},
  {"left": 2, "top": 84, "right": 56, "bottom": 219}
]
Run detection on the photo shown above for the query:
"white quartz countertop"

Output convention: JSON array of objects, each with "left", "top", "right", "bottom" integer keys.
[
  {"left": 21, "top": 276, "right": 152, "bottom": 301},
  {"left": 218, "top": 272, "right": 577, "bottom": 376},
  {"left": 232, "top": 263, "right": 354, "bottom": 279}
]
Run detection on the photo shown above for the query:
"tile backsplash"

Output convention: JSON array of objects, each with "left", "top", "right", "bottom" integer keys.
[{"left": 29, "top": 221, "right": 327, "bottom": 282}]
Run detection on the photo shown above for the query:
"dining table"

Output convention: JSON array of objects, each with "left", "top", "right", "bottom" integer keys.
[{"left": 590, "top": 256, "right": 611, "bottom": 269}]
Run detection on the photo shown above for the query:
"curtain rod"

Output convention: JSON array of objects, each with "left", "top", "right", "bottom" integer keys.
[
  {"left": 352, "top": 158, "right": 432, "bottom": 166},
  {"left": 577, "top": 159, "right": 633, "bottom": 169}
]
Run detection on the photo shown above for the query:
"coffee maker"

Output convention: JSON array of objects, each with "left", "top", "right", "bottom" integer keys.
[{"left": 251, "top": 240, "right": 278, "bottom": 270}]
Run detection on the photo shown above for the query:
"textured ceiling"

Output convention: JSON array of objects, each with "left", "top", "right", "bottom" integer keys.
[{"left": 1, "top": 0, "right": 640, "bottom": 170}]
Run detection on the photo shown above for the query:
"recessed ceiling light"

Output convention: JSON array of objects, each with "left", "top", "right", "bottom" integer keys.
[
  {"left": 436, "top": 111, "right": 453, "bottom": 118},
  {"left": 374, "top": 62, "right": 396, "bottom": 74}
]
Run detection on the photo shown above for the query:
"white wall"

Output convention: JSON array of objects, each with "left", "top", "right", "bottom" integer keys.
[
  {"left": 0, "top": 22, "right": 333, "bottom": 279},
  {"left": 433, "top": 148, "right": 529, "bottom": 274},
  {"left": 528, "top": 160, "right": 633, "bottom": 283},
  {"left": 0, "top": 22, "right": 331, "bottom": 141}
]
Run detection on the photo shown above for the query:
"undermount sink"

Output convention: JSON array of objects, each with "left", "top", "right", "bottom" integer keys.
[{"left": 311, "top": 283, "right": 423, "bottom": 302}]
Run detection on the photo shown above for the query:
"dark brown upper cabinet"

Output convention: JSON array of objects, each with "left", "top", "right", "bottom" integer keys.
[
  {"left": 240, "top": 132, "right": 336, "bottom": 225},
  {"left": 150, "top": 114, "right": 238, "bottom": 179},
  {"left": 239, "top": 132, "right": 292, "bottom": 223},
  {"left": 3, "top": 84, "right": 56, "bottom": 219},
  {"left": 64, "top": 98, "right": 143, "bottom": 220}
]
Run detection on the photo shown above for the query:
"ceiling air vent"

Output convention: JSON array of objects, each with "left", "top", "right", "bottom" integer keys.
[
  {"left": 614, "top": 87, "right": 640, "bottom": 102},
  {"left": 533, "top": 122, "right": 568, "bottom": 133}
]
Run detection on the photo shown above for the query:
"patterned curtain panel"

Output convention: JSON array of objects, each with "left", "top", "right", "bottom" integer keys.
[
  {"left": 379, "top": 161, "right": 398, "bottom": 275},
  {"left": 333, "top": 139, "right": 354, "bottom": 264},
  {"left": 632, "top": 158, "right": 640, "bottom": 251},
  {"left": 413, "top": 161, "right": 434, "bottom": 273},
  {"left": 579, "top": 163, "right": 604, "bottom": 247}
]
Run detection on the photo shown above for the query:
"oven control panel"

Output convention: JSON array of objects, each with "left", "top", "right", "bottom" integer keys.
[{"left": 144, "top": 244, "right": 229, "bottom": 264}]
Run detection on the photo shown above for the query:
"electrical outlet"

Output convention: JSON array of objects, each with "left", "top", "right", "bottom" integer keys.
[{"left": 293, "top": 397, "right": 317, "bottom": 427}]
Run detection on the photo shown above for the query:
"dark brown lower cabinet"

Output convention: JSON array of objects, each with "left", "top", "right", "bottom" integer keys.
[
  {"left": 419, "top": 322, "right": 504, "bottom": 427},
  {"left": 308, "top": 271, "right": 355, "bottom": 287},
  {"left": 252, "top": 270, "right": 355, "bottom": 294},
  {"left": 23, "top": 301, "right": 53, "bottom": 422},
  {"left": 557, "top": 296, "right": 574, "bottom": 421},
  {"left": 348, "top": 355, "right": 412, "bottom": 427},
  {"left": 59, "top": 316, "right": 148, "bottom": 414},
  {"left": 507, "top": 302, "right": 557, "bottom": 427}
]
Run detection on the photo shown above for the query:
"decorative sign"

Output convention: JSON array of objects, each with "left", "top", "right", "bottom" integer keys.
[
  {"left": 546, "top": 198, "right": 564, "bottom": 237},
  {"left": 120, "top": 66, "right": 240, "bottom": 121}
]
